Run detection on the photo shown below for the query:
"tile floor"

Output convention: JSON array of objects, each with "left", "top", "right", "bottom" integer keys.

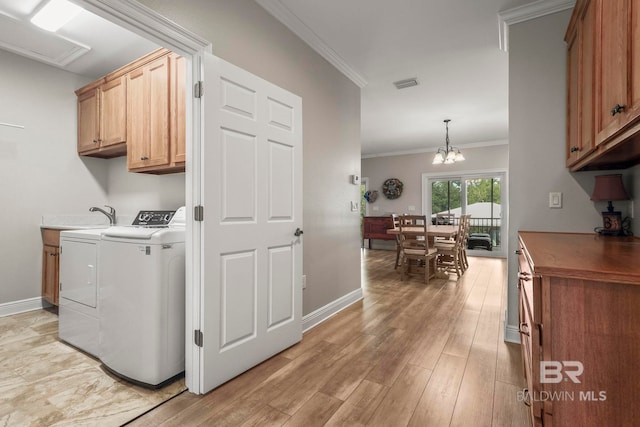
[{"left": 0, "top": 309, "right": 185, "bottom": 426}]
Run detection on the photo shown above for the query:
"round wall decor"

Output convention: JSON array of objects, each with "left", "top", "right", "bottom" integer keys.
[
  {"left": 364, "top": 190, "right": 379, "bottom": 203},
  {"left": 382, "top": 178, "right": 403, "bottom": 199}
]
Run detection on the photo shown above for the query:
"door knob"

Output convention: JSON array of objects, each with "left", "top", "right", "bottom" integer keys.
[{"left": 294, "top": 228, "right": 304, "bottom": 237}]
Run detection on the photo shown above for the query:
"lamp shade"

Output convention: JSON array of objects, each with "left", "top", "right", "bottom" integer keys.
[{"left": 590, "top": 174, "right": 630, "bottom": 201}]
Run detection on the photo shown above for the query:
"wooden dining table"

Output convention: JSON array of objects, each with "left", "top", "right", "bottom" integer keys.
[
  {"left": 387, "top": 225, "right": 459, "bottom": 279},
  {"left": 386, "top": 225, "right": 458, "bottom": 244}
]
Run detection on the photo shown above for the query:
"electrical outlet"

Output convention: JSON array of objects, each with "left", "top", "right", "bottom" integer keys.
[{"left": 408, "top": 205, "right": 416, "bottom": 211}]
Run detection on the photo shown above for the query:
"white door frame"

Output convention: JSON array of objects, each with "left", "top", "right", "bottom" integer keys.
[
  {"left": 75, "top": 0, "right": 210, "bottom": 393},
  {"left": 422, "top": 168, "right": 509, "bottom": 258}
]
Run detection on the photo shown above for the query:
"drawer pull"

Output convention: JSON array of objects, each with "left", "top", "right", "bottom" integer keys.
[
  {"left": 519, "top": 272, "right": 531, "bottom": 282},
  {"left": 570, "top": 146, "right": 580, "bottom": 153},
  {"left": 522, "top": 388, "right": 531, "bottom": 407},
  {"left": 610, "top": 103, "right": 626, "bottom": 116},
  {"left": 519, "top": 322, "right": 530, "bottom": 336},
  {"left": 141, "top": 156, "right": 149, "bottom": 161},
  {"left": 515, "top": 250, "right": 522, "bottom": 255}
]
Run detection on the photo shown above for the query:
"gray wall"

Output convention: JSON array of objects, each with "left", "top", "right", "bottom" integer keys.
[
  {"left": 127, "top": 0, "right": 364, "bottom": 315},
  {"left": 0, "top": 49, "right": 184, "bottom": 304},
  {"left": 362, "top": 144, "right": 508, "bottom": 222},
  {"left": 1, "top": 1, "right": 362, "bottom": 317},
  {"left": 508, "top": 11, "right": 637, "bottom": 332}
]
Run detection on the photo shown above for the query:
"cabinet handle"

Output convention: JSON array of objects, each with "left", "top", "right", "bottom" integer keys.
[
  {"left": 522, "top": 388, "right": 532, "bottom": 407},
  {"left": 519, "top": 272, "right": 531, "bottom": 282},
  {"left": 610, "top": 103, "right": 626, "bottom": 116},
  {"left": 141, "top": 156, "right": 149, "bottom": 160},
  {"left": 570, "top": 146, "right": 580, "bottom": 153},
  {"left": 519, "top": 322, "right": 530, "bottom": 336},
  {"left": 92, "top": 139, "right": 98, "bottom": 143},
  {"left": 49, "top": 253, "right": 57, "bottom": 257},
  {"left": 514, "top": 250, "right": 522, "bottom": 255}
]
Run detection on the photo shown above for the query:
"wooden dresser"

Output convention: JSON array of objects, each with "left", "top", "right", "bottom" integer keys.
[
  {"left": 517, "top": 231, "right": 640, "bottom": 426},
  {"left": 362, "top": 216, "right": 395, "bottom": 248}
]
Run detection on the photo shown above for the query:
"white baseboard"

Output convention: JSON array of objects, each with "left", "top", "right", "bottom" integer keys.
[
  {"left": 504, "top": 323, "right": 521, "bottom": 344},
  {"left": 303, "top": 287, "right": 363, "bottom": 333},
  {"left": 0, "top": 297, "right": 49, "bottom": 318}
]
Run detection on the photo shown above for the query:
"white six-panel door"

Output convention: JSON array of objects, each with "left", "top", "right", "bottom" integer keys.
[{"left": 200, "top": 53, "right": 303, "bottom": 393}]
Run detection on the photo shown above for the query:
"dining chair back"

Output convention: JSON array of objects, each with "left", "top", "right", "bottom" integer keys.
[
  {"left": 398, "top": 215, "right": 438, "bottom": 284},
  {"left": 391, "top": 214, "right": 401, "bottom": 269},
  {"left": 435, "top": 214, "right": 470, "bottom": 277}
]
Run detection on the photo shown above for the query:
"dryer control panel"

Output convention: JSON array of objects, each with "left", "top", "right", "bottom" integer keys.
[{"left": 132, "top": 210, "right": 175, "bottom": 227}]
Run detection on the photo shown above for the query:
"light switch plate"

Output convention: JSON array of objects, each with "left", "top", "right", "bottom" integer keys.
[
  {"left": 549, "top": 192, "right": 562, "bottom": 208},
  {"left": 351, "top": 201, "right": 359, "bottom": 211}
]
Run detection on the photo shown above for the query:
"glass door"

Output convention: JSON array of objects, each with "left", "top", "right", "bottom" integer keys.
[{"left": 425, "top": 171, "right": 506, "bottom": 257}]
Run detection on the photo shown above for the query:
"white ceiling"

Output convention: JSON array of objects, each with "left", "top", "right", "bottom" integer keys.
[
  {"left": 0, "top": 0, "right": 571, "bottom": 157},
  {"left": 257, "top": 0, "right": 556, "bottom": 157},
  {"left": 0, "top": 0, "right": 158, "bottom": 79}
]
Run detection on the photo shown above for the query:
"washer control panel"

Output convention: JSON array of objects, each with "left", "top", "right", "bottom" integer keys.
[{"left": 132, "top": 210, "right": 175, "bottom": 227}]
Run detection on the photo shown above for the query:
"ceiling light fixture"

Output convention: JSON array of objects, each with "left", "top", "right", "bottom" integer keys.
[
  {"left": 31, "top": 0, "right": 83, "bottom": 32},
  {"left": 433, "top": 119, "right": 464, "bottom": 165}
]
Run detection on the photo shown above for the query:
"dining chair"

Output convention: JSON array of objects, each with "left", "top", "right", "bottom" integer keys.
[
  {"left": 398, "top": 215, "right": 437, "bottom": 284},
  {"left": 435, "top": 214, "right": 469, "bottom": 277},
  {"left": 391, "top": 214, "right": 401, "bottom": 269}
]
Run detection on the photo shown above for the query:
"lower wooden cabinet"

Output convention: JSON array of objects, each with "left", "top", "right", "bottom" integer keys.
[
  {"left": 41, "top": 229, "right": 61, "bottom": 306},
  {"left": 518, "top": 231, "right": 640, "bottom": 426},
  {"left": 362, "top": 216, "right": 395, "bottom": 248}
]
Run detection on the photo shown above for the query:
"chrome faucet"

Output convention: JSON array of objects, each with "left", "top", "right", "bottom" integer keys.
[{"left": 89, "top": 205, "right": 117, "bottom": 225}]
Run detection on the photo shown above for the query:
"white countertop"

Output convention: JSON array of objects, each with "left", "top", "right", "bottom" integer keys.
[{"left": 40, "top": 214, "right": 134, "bottom": 230}]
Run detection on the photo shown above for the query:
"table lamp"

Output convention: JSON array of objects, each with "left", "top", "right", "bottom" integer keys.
[{"left": 590, "top": 174, "right": 630, "bottom": 235}]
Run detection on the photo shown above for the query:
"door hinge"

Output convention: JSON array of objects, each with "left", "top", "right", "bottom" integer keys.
[
  {"left": 194, "top": 81, "right": 204, "bottom": 98},
  {"left": 194, "top": 205, "right": 204, "bottom": 221},
  {"left": 194, "top": 329, "right": 203, "bottom": 347}
]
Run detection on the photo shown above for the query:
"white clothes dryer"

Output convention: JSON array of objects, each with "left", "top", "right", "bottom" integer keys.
[
  {"left": 59, "top": 228, "right": 105, "bottom": 357},
  {"left": 98, "top": 207, "right": 185, "bottom": 387}
]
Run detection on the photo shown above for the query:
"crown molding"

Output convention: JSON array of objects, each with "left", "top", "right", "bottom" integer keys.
[
  {"left": 498, "top": 0, "right": 575, "bottom": 51},
  {"left": 255, "top": 0, "right": 367, "bottom": 88},
  {"left": 76, "top": 0, "right": 211, "bottom": 55},
  {"left": 361, "top": 139, "right": 509, "bottom": 160}
]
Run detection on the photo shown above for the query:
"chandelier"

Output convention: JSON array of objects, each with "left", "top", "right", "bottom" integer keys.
[{"left": 432, "top": 119, "right": 465, "bottom": 165}]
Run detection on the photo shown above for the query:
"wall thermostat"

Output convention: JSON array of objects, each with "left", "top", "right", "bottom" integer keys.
[{"left": 351, "top": 174, "right": 360, "bottom": 185}]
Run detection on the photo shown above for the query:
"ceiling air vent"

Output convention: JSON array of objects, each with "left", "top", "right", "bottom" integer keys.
[{"left": 393, "top": 77, "right": 419, "bottom": 89}]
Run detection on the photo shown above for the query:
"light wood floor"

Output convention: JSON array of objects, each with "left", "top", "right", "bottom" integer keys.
[{"left": 130, "top": 250, "right": 530, "bottom": 426}]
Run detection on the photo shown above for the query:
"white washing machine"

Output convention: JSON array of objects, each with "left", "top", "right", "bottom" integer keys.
[
  {"left": 98, "top": 207, "right": 185, "bottom": 387},
  {"left": 59, "top": 228, "right": 105, "bottom": 357}
]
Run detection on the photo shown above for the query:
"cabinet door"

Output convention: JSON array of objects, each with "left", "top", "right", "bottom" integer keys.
[
  {"left": 100, "top": 76, "right": 127, "bottom": 147},
  {"left": 127, "top": 56, "right": 171, "bottom": 170},
  {"left": 567, "top": 0, "right": 596, "bottom": 166},
  {"left": 172, "top": 55, "right": 186, "bottom": 164},
  {"left": 626, "top": 0, "right": 640, "bottom": 124},
  {"left": 42, "top": 245, "right": 59, "bottom": 305},
  {"left": 595, "top": 0, "right": 629, "bottom": 145},
  {"left": 77, "top": 88, "right": 99, "bottom": 154}
]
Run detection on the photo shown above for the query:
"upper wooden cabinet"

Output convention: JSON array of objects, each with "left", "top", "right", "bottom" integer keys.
[
  {"left": 566, "top": 0, "right": 595, "bottom": 166},
  {"left": 75, "top": 48, "right": 185, "bottom": 173},
  {"left": 127, "top": 55, "right": 171, "bottom": 171},
  {"left": 127, "top": 53, "right": 186, "bottom": 174},
  {"left": 566, "top": 0, "right": 640, "bottom": 171},
  {"left": 76, "top": 76, "right": 127, "bottom": 157}
]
